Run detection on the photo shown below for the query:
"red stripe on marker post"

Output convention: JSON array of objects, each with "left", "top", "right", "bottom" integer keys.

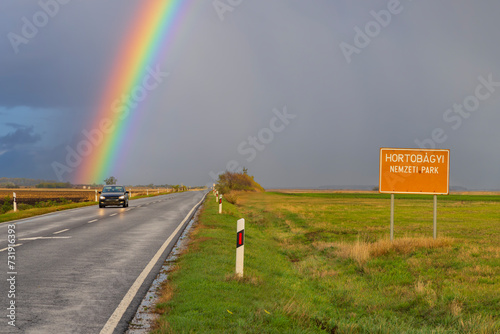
[{"left": 236, "top": 230, "right": 244, "bottom": 248}]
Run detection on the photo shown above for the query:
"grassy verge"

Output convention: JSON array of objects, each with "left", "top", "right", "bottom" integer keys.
[
  {"left": 0, "top": 201, "right": 97, "bottom": 224},
  {"left": 154, "top": 192, "right": 499, "bottom": 333}
]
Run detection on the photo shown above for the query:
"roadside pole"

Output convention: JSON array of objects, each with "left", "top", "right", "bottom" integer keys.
[
  {"left": 95, "top": 189, "right": 98, "bottom": 202},
  {"left": 390, "top": 194, "right": 394, "bottom": 241},
  {"left": 219, "top": 196, "right": 222, "bottom": 214},
  {"left": 13, "top": 192, "right": 17, "bottom": 212},
  {"left": 433, "top": 195, "right": 437, "bottom": 239},
  {"left": 236, "top": 218, "right": 245, "bottom": 277}
]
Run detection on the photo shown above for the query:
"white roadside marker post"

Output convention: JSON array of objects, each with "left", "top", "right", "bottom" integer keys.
[
  {"left": 215, "top": 191, "right": 218, "bottom": 203},
  {"left": 219, "top": 195, "right": 222, "bottom": 214},
  {"left": 13, "top": 192, "right": 17, "bottom": 212},
  {"left": 95, "top": 189, "right": 98, "bottom": 202},
  {"left": 147, "top": 189, "right": 149, "bottom": 196},
  {"left": 236, "top": 218, "right": 245, "bottom": 277}
]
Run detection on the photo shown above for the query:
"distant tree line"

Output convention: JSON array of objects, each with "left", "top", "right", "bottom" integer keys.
[
  {"left": 0, "top": 177, "right": 50, "bottom": 187},
  {"left": 35, "top": 182, "right": 72, "bottom": 189},
  {"left": 0, "top": 182, "right": 19, "bottom": 189}
]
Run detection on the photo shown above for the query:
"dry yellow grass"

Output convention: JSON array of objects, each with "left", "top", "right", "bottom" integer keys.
[
  {"left": 334, "top": 237, "right": 454, "bottom": 266},
  {"left": 450, "top": 298, "right": 463, "bottom": 316}
]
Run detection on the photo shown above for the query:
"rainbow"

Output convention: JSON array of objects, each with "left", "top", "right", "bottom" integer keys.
[{"left": 75, "top": 0, "right": 189, "bottom": 184}]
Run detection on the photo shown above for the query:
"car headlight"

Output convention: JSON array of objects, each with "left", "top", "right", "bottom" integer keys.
[
  {"left": 100, "top": 196, "right": 105, "bottom": 200},
  {"left": 119, "top": 195, "right": 125, "bottom": 199}
]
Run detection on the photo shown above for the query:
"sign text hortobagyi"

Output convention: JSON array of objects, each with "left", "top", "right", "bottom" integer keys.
[{"left": 379, "top": 148, "right": 450, "bottom": 195}]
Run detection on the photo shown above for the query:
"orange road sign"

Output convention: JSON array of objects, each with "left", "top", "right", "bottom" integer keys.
[{"left": 379, "top": 148, "right": 450, "bottom": 195}]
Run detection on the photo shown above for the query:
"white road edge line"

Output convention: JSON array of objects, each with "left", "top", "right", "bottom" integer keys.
[
  {"left": 110, "top": 213, "right": 117, "bottom": 217},
  {"left": 99, "top": 193, "right": 206, "bottom": 334},
  {"left": 0, "top": 244, "right": 22, "bottom": 252},
  {"left": 53, "top": 229, "right": 69, "bottom": 235},
  {"left": 88, "top": 219, "right": 98, "bottom": 224}
]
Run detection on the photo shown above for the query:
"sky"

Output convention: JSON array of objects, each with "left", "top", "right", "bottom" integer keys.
[{"left": 0, "top": 0, "right": 499, "bottom": 190}]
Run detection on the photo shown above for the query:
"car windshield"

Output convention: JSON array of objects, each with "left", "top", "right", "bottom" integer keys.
[{"left": 103, "top": 186, "right": 124, "bottom": 193}]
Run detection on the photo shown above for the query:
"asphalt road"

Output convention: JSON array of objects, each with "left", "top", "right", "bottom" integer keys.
[{"left": 0, "top": 190, "right": 206, "bottom": 334}]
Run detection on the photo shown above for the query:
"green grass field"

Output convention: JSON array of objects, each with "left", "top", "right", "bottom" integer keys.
[{"left": 154, "top": 192, "right": 499, "bottom": 333}]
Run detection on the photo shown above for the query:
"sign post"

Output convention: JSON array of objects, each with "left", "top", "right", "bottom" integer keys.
[
  {"left": 433, "top": 195, "right": 437, "bottom": 239},
  {"left": 380, "top": 148, "right": 450, "bottom": 240},
  {"left": 236, "top": 218, "right": 245, "bottom": 277},
  {"left": 390, "top": 193, "right": 394, "bottom": 241}
]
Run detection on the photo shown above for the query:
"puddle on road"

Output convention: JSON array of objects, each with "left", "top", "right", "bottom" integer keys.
[{"left": 125, "top": 213, "right": 199, "bottom": 333}]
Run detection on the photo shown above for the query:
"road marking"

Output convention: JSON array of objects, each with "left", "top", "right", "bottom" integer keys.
[
  {"left": 19, "top": 236, "right": 72, "bottom": 241},
  {"left": 88, "top": 219, "right": 98, "bottom": 224},
  {"left": 53, "top": 229, "right": 69, "bottom": 235},
  {"left": 125, "top": 209, "right": 131, "bottom": 212},
  {"left": 20, "top": 236, "right": 72, "bottom": 241},
  {"left": 100, "top": 193, "right": 206, "bottom": 334},
  {"left": 0, "top": 244, "right": 22, "bottom": 252},
  {"left": 110, "top": 213, "right": 117, "bottom": 217}
]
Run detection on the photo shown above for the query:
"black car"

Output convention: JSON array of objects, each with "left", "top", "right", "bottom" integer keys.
[{"left": 99, "top": 186, "right": 129, "bottom": 208}]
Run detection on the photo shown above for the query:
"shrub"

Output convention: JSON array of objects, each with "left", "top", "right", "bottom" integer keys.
[
  {"left": 215, "top": 170, "right": 264, "bottom": 195},
  {"left": 59, "top": 198, "right": 72, "bottom": 205},
  {"left": 1, "top": 196, "right": 13, "bottom": 214},
  {"left": 17, "top": 203, "right": 32, "bottom": 211},
  {"left": 224, "top": 191, "right": 239, "bottom": 205}
]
